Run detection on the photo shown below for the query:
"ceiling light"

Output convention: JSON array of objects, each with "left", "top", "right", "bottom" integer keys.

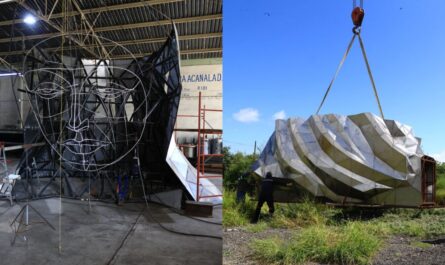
[
  {"left": 0, "top": 72, "right": 22, "bottom": 77},
  {"left": 24, "top": 14, "right": 36, "bottom": 25}
]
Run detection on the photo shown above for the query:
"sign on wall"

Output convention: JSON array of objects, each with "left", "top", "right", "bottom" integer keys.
[{"left": 176, "top": 64, "right": 223, "bottom": 133}]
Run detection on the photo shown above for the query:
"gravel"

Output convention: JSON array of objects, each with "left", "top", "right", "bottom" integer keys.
[{"left": 373, "top": 237, "right": 445, "bottom": 265}]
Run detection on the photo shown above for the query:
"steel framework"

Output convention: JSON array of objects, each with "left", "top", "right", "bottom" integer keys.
[{"left": 14, "top": 28, "right": 182, "bottom": 201}]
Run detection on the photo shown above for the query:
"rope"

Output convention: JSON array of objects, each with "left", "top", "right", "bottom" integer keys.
[
  {"left": 58, "top": 0, "right": 68, "bottom": 254},
  {"left": 357, "top": 33, "right": 385, "bottom": 119},
  {"left": 315, "top": 31, "right": 385, "bottom": 119},
  {"left": 353, "top": 0, "right": 364, "bottom": 8},
  {"left": 317, "top": 0, "right": 384, "bottom": 118},
  {"left": 316, "top": 34, "right": 356, "bottom": 115}
]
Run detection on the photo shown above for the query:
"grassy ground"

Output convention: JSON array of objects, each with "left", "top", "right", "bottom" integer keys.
[
  {"left": 223, "top": 190, "right": 445, "bottom": 265},
  {"left": 250, "top": 222, "right": 381, "bottom": 265},
  {"left": 436, "top": 162, "right": 445, "bottom": 204}
]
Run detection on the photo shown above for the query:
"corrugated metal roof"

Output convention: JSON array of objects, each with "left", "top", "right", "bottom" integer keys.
[{"left": 0, "top": 0, "right": 222, "bottom": 63}]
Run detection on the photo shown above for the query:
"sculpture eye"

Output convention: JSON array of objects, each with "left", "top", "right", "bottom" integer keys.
[
  {"left": 35, "top": 82, "right": 67, "bottom": 99},
  {"left": 24, "top": 69, "right": 70, "bottom": 99},
  {"left": 93, "top": 82, "right": 133, "bottom": 100}
]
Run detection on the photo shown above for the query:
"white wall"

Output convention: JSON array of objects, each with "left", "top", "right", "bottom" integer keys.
[
  {"left": 175, "top": 61, "right": 222, "bottom": 144},
  {"left": 0, "top": 75, "right": 26, "bottom": 130}
]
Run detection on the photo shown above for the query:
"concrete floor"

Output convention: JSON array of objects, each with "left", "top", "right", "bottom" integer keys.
[{"left": 0, "top": 198, "right": 222, "bottom": 265}]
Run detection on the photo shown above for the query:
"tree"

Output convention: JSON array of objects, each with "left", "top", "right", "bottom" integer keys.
[
  {"left": 223, "top": 146, "right": 258, "bottom": 189},
  {"left": 437, "top": 162, "right": 445, "bottom": 177}
]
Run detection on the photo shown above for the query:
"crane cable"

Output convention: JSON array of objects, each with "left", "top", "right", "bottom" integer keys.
[{"left": 316, "top": 1, "right": 385, "bottom": 120}]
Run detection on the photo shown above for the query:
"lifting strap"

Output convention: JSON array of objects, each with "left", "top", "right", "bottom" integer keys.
[
  {"left": 357, "top": 33, "right": 384, "bottom": 119},
  {"left": 315, "top": 34, "right": 356, "bottom": 116},
  {"left": 316, "top": 5, "right": 385, "bottom": 120}
]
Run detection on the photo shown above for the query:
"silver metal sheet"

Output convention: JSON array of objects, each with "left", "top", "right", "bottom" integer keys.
[
  {"left": 166, "top": 137, "right": 222, "bottom": 203},
  {"left": 253, "top": 113, "right": 425, "bottom": 206}
]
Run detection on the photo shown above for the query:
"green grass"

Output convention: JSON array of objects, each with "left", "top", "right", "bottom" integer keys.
[
  {"left": 245, "top": 222, "right": 268, "bottom": 233},
  {"left": 373, "top": 208, "right": 445, "bottom": 238},
  {"left": 251, "top": 223, "right": 381, "bottom": 265},
  {"left": 269, "top": 197, "right": 340, "bottom": 228},
  {"left": 223, "top": 190, "right": 445, "bottom": 237},
  {"left": 250, "top": 237, "right": 285, "bottom": 263},
  {"left": 224, "top": 189, "right": 445, "bottom": 264},
  {"left": 222, "top": 190, "right": 256, "bottom": 226},
  {"left": 223, "top": 190, "right": 341, "bottom": 228},
  {"left": 225, "top": 164, "right": 445, "bottom": 264},
  {"left": 436, "top": 176, "right": 445, "bottom": 205},
  {"left": 247, "top": 208, "right": 445, "bottom": 264},
  {"left": 437, "top": 163, "right": 445, "bottom": 205},
  {"left": 411, "top": 241, "right": 432, "bottom": 249}
]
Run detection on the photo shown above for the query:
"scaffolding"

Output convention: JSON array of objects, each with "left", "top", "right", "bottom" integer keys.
[
  {"left": 175, "top": 92, "right": 223, "bottom": 202},
  {"left": 196, "top": 92, "right": 223, "bottom": 202}
]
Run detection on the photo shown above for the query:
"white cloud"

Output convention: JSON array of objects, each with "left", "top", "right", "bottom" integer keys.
[
  {"left": 233, "top": 108, "right": 259, "bottom": 123},
  {"left": 431, "top": 149, "right": 445, "bottom": 163},
  {"left": 273, "top": 110, "right": 286, "bottom": 120}
]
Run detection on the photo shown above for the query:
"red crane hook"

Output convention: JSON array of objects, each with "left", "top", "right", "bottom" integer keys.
[{"left": 351, "top": 6, "right": 365, "bottom": 33}]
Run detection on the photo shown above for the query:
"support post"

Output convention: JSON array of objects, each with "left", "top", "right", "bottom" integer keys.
[{"left": 196, "top": 92, "right": 202, "bottom": 201}]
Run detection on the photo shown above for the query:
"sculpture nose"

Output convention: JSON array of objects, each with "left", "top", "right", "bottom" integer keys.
[
  {"left": 67, "top": 114, "right": 89, "bottom": 132},
  {"left": 67, "top": 89, "right": 89, "bottom": 133}
]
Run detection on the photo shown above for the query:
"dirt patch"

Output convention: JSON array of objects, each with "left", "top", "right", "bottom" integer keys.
[
  {"left": 373, "top": 237, "right": 445, "bottom": 265},
  {"left": 223, "top": 227, "right": 445, "bottom": 265}
]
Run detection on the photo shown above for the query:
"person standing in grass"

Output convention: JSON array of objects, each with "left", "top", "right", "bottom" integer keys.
[
  {"left": 251, "top": 172, "right": 275, "bottom": 223},
  {"left": 236, "top": 171, "right": 250, "bottom": 203}
]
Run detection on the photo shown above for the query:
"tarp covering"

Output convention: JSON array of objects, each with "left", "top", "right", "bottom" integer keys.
[{"left": 253, "top": 112, "right": 428, "bottom": 207}]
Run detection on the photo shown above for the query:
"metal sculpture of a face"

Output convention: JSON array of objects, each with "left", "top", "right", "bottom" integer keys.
[{"left": 22, "top": 34, "right": 147, "bottom": 171}]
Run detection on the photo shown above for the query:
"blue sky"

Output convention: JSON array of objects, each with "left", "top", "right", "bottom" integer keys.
[{"left": 223, "top": 0, "right": 445, "bottom": 161}]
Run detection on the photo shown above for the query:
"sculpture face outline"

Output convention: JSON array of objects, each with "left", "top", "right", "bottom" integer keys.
[{"left": 22, "top": 33, "right": 148, "bottom": 171}]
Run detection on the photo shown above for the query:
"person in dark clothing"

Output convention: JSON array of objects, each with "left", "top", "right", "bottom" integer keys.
[
  {"left": 251, "top": 172, "right": 274, "bottom": 223},
  {"left": 236, "top": 172, "right": 250, "bottom": 204}
]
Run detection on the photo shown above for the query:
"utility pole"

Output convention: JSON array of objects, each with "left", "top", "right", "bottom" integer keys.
[{"left": 253, "top": 141, "right": 257, "bottom": 156}]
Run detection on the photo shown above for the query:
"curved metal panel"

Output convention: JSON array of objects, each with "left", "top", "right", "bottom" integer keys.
[{"left": 253, "top": 112, "right": 426, "bottom": 206}]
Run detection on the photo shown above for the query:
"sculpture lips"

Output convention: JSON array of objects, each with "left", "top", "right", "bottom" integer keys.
[{"left": 63, "top": 138, "right": 110, "bottom": 156}]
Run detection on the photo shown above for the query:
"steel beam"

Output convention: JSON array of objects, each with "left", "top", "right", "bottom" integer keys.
[
  {"left": 112, "top": 48, "right": 222, "bottom": 60},
  {"left": 27, "top": 47, "right": 221, "bottom": 60},
  {"left": 0, "top": 14, "right": 222, "bottom": 44},
  {"left": 14, "top": 0, "right": 100, "bottom": 58},
  {"left": 71, "top": 0, "right": 110, "bottom": 59},
  {"left": 0, "top": 0, "right": 184, "bottom": 26},
  {"left": 0, "top": 33, "right": 222, "bottom": 57}
]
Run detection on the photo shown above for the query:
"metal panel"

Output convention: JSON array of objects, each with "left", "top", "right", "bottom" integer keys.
[
  {"left": 166, "top": 137, "right": 221, "bottom": 203},
  {"left": 254, "top": 113, "right": 433, "bottom": 207}
]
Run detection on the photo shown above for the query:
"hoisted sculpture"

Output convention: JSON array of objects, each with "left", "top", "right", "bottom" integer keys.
[{"left": 253, "top": 113, "right": 436, "bottom": 207}]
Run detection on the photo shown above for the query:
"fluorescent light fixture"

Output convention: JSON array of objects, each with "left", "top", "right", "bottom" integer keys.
[
  {"left": 0, "top": 72, "right": 22, "bottom": 77},
  {"left": 24, "top": 14, "right": 37, "bottom": 25},
  {"left": 0, "top": 0, "right": 14, "bottom": 4}
]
